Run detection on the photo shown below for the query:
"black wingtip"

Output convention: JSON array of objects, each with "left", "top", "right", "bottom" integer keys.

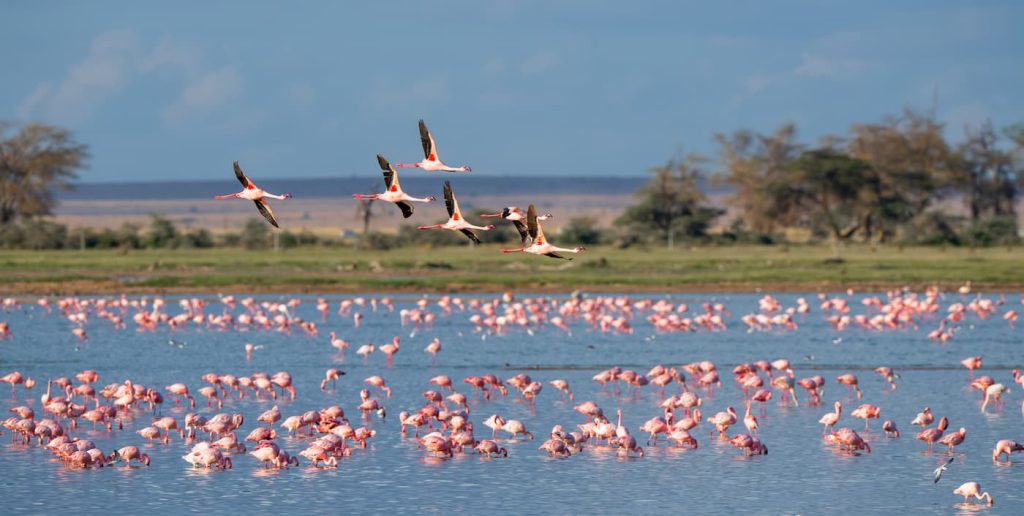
[{"left": 376, "top": 154, "right": 389, "bottom": 169}]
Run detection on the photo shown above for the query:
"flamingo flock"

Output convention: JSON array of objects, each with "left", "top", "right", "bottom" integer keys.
[
  {"left": 216, "top": 119, "right": 590, "bottom": 258},
  {"left": 0, "top": 286, "right": 1021, "bottom": 509}
]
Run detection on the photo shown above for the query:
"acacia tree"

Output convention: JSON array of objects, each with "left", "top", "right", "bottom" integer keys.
[
  {"left": 616, "top": 154, "right": 722, "bottom": 248},
  {"left": 714, "top": 123, "right": 803, "bottom": 234},
  {"left": 955, "top": 121, "right": 1019, "bottom": 220},
  {"left": 775, "top": 149, "right": 871, "bottom": 242},
  {"left": 0, "top": 122, "right": 88, "bottom": 223},
  {"left": 846, "top": 109, "right": 954, "bottom": 240}
]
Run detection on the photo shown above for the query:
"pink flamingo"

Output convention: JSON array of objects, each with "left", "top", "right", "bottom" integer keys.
[
  {"left": 992, "top": 439, "right": 1024, "bottom": 462},
  {"left": 417, "top": 181, "right": 494, "bottom": 243},
  {"left": 363, "top": 376, "right": 392, "bottom": 397},
  {"left": 952, "top": 482, "right": 993, "bottom": 506},
  {"left": 328, "top": 332, "right": 349, "bottom": 355},
  {"left": 424, "top": 338, "right": 441, "bottom": 361},
  {"left": 818, "top": 401, "right": 841, "bottom": 435},
  {"left": 911, "top": 406, "right": 933, "bottom": 427},
  {"left": 394, "top": 119, "right": 471, "bottom": 172},
  {"left": 481, "top": 206, "right": 553, "bottom": 244},
  {"left": 321, "top": 368, "right": 344, "bottom": 391},
  {"left": 916, "top": 416, "right": 949, "bottom": 450},
  {"left": 850, "top": 404, "right": 880, "bottom": 432},
  {"left": 960, "top": 356, "right": 981, "bottom": 379},
  {"left": 214, "top": 161, "right": 291, "bottom": 227},
  {"left": 937, "top": 427, "right": 966, "bottom": 451},
  {"left": 835, "top": 374, "right": 862, "bottom": 399},
  {"left": 352, "top": 154, "right": 435, "bottom": 218},
  {"left": 501, "top": 204, "right": 586, "bottom": 260},
  {"left": 379, "top": 337, "right": 400, "bottom": 364}
]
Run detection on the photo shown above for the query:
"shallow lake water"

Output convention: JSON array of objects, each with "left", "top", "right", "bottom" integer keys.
[{"left": 0, "top": 292, "right": 1021, "bottom": 514}]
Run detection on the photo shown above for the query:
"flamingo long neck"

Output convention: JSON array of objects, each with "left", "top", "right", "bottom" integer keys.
[
  {"left": 404, "top": 194, "right": 433, "bottom": 203},
  {"left": 550, "top": 245, "right": 582, "bottom": 254},
  {"left": 263, "top": 193, "right": 288, "bottom": 200}
]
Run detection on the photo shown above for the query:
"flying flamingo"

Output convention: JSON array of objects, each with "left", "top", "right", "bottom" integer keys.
[
  {"left": 214, "top": 161, "right": 292, "bottom": 227},
  {"left": 352, "top": 154, "right": 435, "bottom": 218},
  {"left": 481, "top": 206, "right": 552, "bottom": 245},
  {"left": 501, "top": 204, "right": 586, "bottom": 260},
  {"left": 417, "top": 181, "right": 494, "bottom": 243},
  {"left": 394, "top": 119, "right": 471, "bottom": 172}
]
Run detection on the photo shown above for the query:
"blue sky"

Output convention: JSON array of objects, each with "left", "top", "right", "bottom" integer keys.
[{"left": 3, "top": 1, "right": 1022, "bottom": 182}]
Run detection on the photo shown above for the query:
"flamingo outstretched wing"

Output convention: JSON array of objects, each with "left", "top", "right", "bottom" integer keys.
[
  {"left": 419, "top": 119, "right": 438, "bottom": 161},
  {"left": 527, "top": 204, "right": 546, "bottom": 245},
  {"left": 377, "top": 154, "right": 401, "bottom": 192},
  {"left": 511, "top": 220, "right": 530, "bottom": 245},
  {"left": 443, "top": 181, "right": 459, "bottom": 219},
  {"left": 253, "top": 199, "right": 279, "bottom": 228},
  {"left": 233, "top": 161, "right": 254, "bottom": 188},
  {"left": 395, "top": 201, "right": 414, "bottom": 218},
  {"left": 459, "top": 229, "right": 481, "bottom": 244}
]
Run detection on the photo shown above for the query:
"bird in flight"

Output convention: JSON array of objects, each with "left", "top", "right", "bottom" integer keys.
[
  {"left": 215, "top": 161, "right": 292, "bottom": 227},
  {"left": 481, "top": 206, "right": 553, "bottom": 246},
  {"left": 352, "top": 154, "right": 436, "bottom": 218},
  {"left": 501, "top": 204, "right": 586, "bottom": 260},
  {"left": 417, "top": 181, "right": 494, "bottom": 243},
  {"left": 933, "top": 456, "right": 954, "bottom": 483},
  {"left": 394, "top": 119, "right": 472, "bottom": 172}
]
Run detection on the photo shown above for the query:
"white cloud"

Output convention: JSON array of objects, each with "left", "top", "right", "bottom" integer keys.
[
  {"left": 21, "top": 29, "right": 140, "bottom": 124},
  {"left": 139, "top": 38, "right": 203, "bottom": 78},
  {"left": 162, "top": 66, "right": 244, "bottom": 125},
  {"left": 794, "top": 53, "right": 865, "bottom": 79},
  {"left": 519, "top": 51, "right": 558, "bottom": 76},
  {"left": 17, "top": 31, "right": 243, "bottom": 127},
  {"left": 17, "top": 83, "right": 52, "bottom": 119}
]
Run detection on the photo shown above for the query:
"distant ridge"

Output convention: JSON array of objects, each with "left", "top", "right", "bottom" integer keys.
[{"left": 58, "top": 176, "right": 650, "bottom": 201}]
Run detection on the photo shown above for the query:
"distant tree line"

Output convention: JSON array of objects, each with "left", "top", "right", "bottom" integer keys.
[
  {"left": 1, "top": 110, "right": 1021, "bottom": 250},
  {"left": 619, "top": 108, "right": 1023, "bottom": 247}
]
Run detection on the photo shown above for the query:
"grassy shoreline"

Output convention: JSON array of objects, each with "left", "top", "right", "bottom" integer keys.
[{"left": 0, "top": 245, "right": 1022, "bottom": 295}]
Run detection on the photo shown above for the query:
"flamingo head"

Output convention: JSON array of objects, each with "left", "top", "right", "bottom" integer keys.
[
  {"left": 574, "top": 246, "right": 586, "bottom": 253},
  {"left": 427, "top": 196, "right": 437, "bottom": 202},
  {"left": 282, "top": 194, "right": 293, "bottom": 199},
  {"left": 485, "top": 224, "right": 495, "bottom": 230}
]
